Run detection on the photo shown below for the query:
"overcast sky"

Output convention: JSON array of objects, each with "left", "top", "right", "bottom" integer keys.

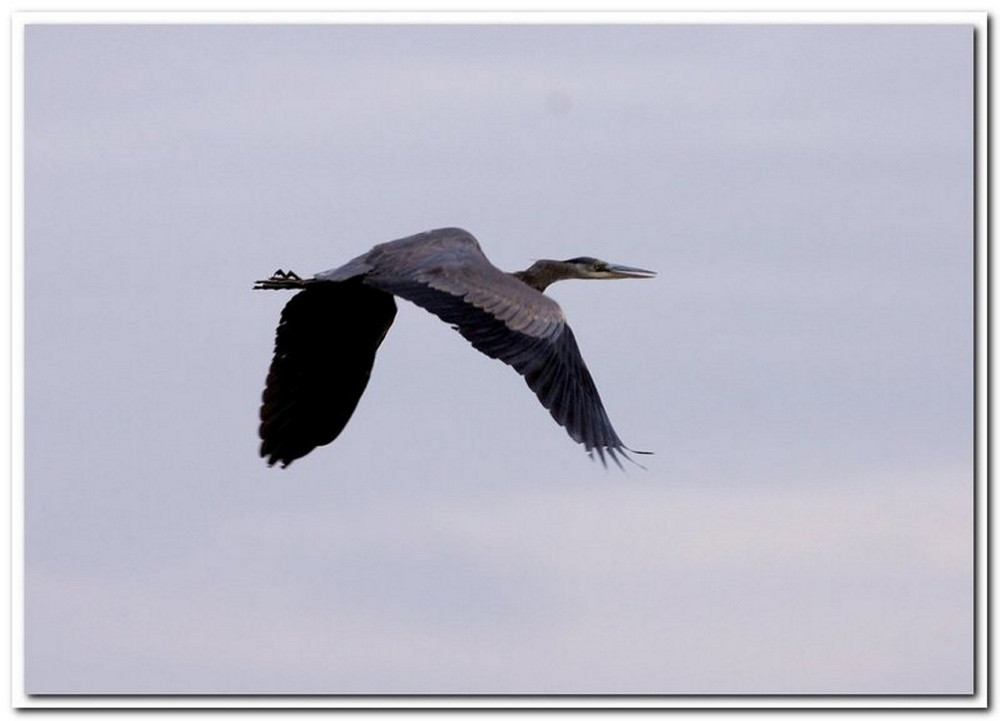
[{"left": 23, "top": 21, "right": 973, "bottom": 696}]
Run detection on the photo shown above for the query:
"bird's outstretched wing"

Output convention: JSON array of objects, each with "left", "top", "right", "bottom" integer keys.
[
  {"left": 259, "top": 278, "right": 397, "bottom": 467},
  {"left": 364, "top": 232, "right": 636, "bottom": 466}
]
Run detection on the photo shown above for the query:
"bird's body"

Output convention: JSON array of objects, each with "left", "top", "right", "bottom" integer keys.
[{"left": 255, "top": 227, "right": 655, "bottom": 468}]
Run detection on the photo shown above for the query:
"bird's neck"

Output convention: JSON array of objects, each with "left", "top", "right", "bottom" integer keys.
[{"left": 511, "top": 262, "right": 558, "bottom": 292}]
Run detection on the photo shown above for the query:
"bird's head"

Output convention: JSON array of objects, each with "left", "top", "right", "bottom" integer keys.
[
  {"left": 513, "top": 256, "right": 656, "bottom": 291},
  {"left": 559, "top": 257, "right": 658, "bottom": 281}
]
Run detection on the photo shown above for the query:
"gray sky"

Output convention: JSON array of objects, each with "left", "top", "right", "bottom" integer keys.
[{"left": 24, "top": 22, "right": 973, "bottom": 695}]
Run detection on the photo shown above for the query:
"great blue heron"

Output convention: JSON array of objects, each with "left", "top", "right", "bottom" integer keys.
[{"left": 255, "top": 227, "right": 655, "bottom": 468}]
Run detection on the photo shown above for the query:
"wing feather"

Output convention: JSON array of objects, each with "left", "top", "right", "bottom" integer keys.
[
  {"left": 259, "top": 279, "right": 397, "bottom": 467},
  {"left": 370, "top": 275, "right": 632, "bottom": 463}
]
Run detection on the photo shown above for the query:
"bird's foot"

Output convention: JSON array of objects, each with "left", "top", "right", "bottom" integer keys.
[{"left": 254, "top": 269, "right": 306, "bottom": 290}]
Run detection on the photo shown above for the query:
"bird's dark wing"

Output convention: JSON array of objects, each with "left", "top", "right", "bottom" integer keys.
[
  {"left": 259, "top": 278, "right": 397, "bottom": 467},
  {"left": 370, "top": 267, "right": 634, "bottom": 467}
]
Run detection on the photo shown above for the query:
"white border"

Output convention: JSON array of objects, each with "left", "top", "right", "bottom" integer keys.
[
  {"left": 10, "top": 10, "right": 990, "bottom": 25},
  {"left": 9, "top": 8, "right": 24, "bottom": 717},
  {"left": 8, "top": 9, "right": 988, "bottom": 711},
  {"left": 974, "top": 7, "right": 989, "bottom": 714}
]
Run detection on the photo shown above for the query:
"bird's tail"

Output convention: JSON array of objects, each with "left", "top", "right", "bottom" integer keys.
[{"left": 254, "top": 269, "right": 308, "bottom": 290}]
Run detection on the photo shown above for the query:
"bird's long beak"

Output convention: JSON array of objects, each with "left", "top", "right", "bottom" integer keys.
[{"left": 604, "top": 263, "right": 657, "bottom": 279}]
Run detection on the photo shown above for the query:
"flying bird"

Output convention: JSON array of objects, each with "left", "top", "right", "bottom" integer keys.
[{"left": 255, "top": 227, "right": 655, "bottom": 468}]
